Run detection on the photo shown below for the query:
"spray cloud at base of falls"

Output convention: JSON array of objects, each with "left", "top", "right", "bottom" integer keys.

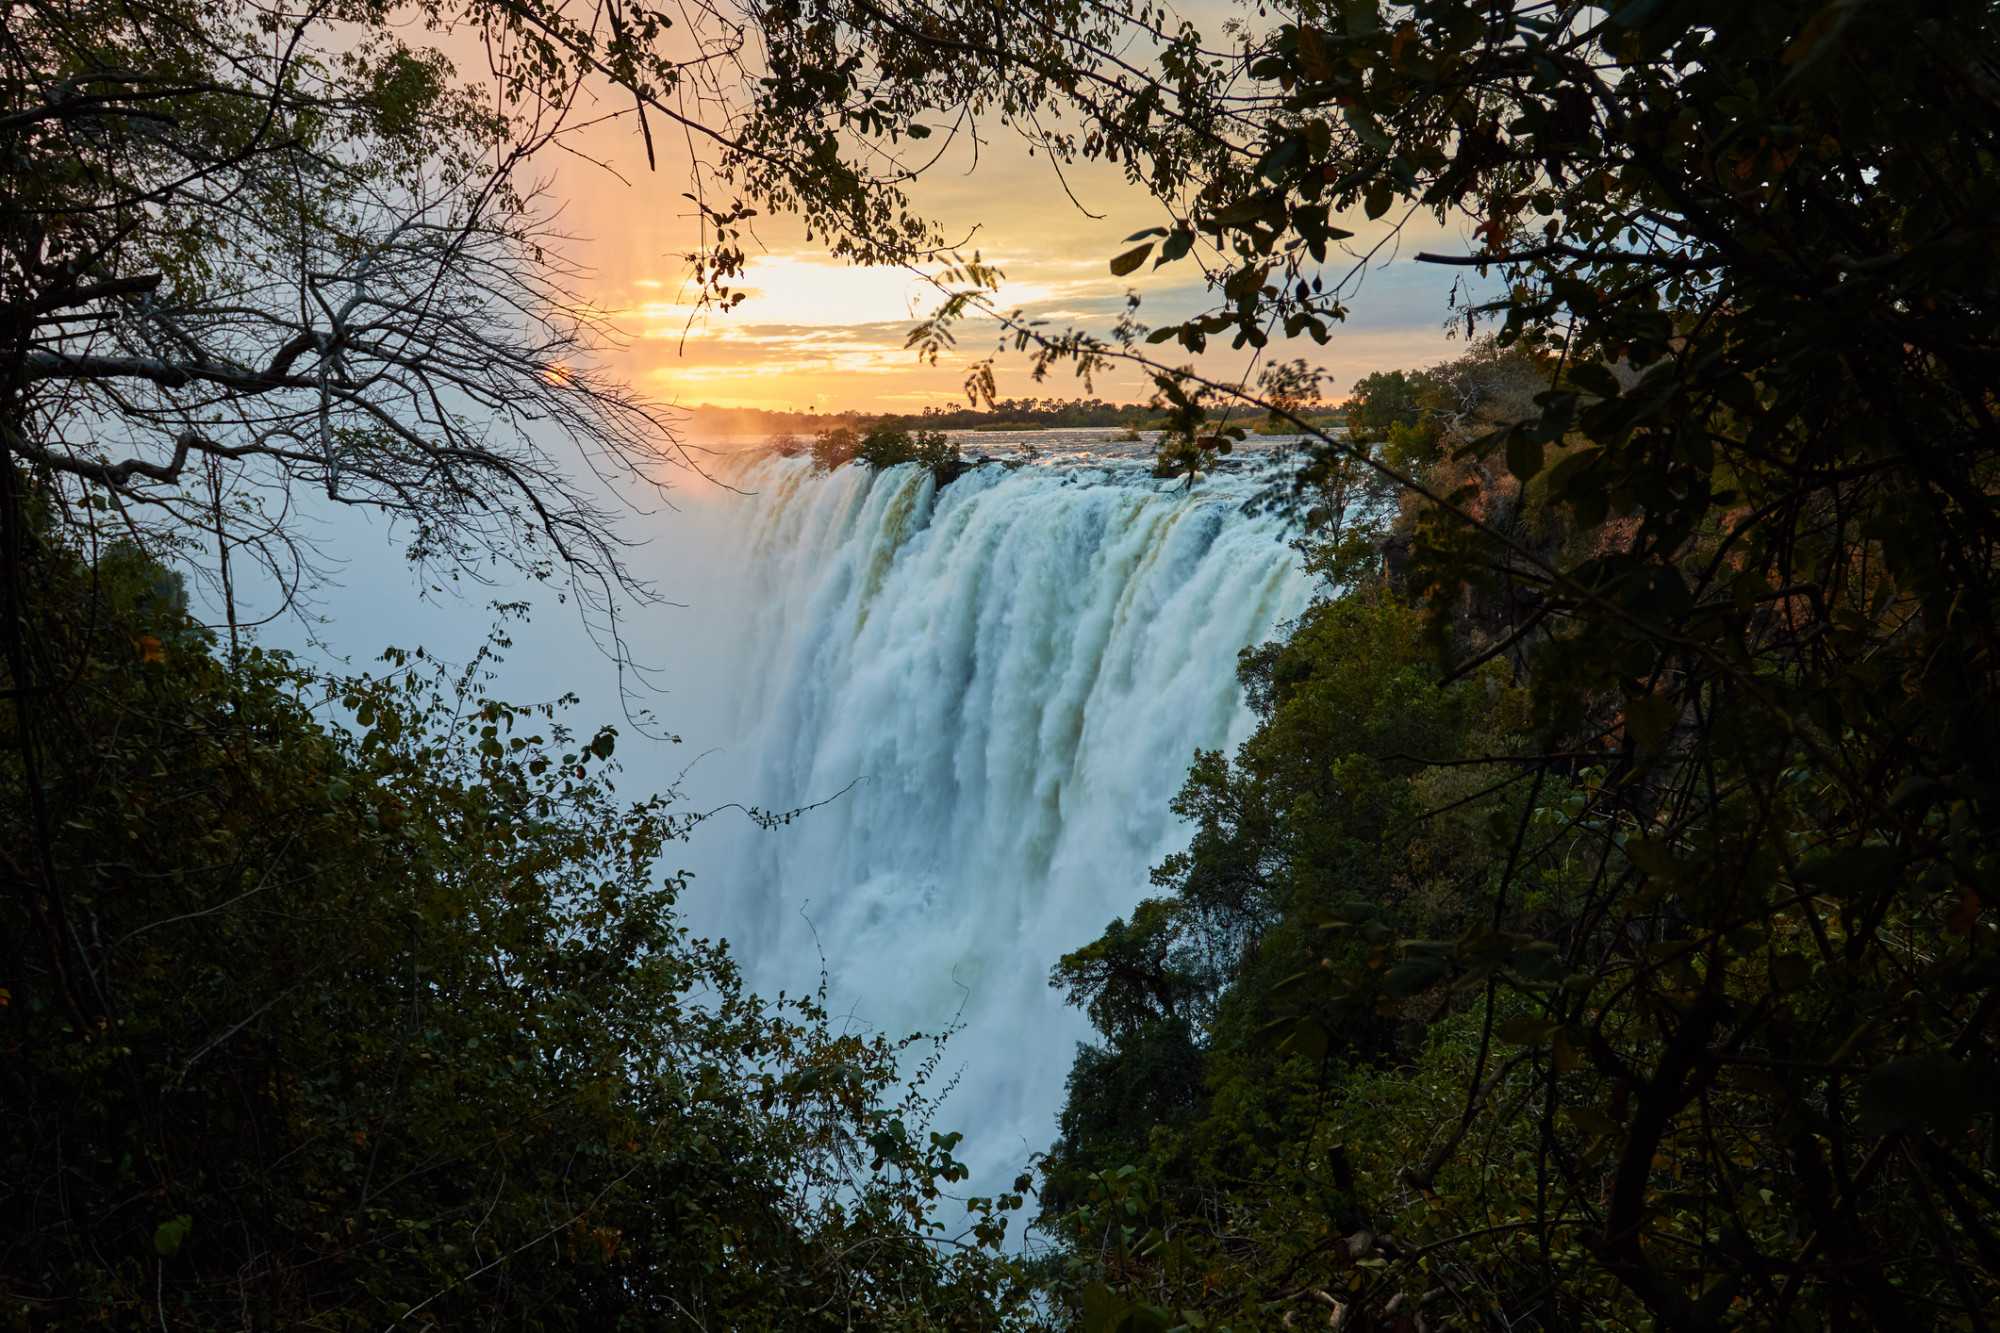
[{"left": 668, "top": 436, "right": 1313, "bottom": 1193}]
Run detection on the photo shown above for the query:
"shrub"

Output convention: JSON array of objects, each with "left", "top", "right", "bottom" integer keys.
[
  {"left": 809, "top": 425, "right": 962, "bottom": 482},
  {"left": 0, "top": 520, "right": 1024, "bottom": 1328},
  {"left": 856, "top": 426, "right": 959, "bottom": 476},
  {"left": 808, "top": 424, "right": 860, "bottom": 473}
]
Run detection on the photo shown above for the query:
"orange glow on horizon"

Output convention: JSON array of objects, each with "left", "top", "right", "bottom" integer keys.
[{"left": 533, "top": 103, "right": 1468, "bottom": 415}]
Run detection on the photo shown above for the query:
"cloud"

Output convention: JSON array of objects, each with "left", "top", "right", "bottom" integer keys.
[{"left": 592, "top": 196, "right": 1486, "bottom": 411}]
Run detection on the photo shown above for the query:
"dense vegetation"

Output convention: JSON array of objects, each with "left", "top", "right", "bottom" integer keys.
[
  {"left": 8, "top": 0, "right": 2000, "bottom": 1326},
  {"left": 801, "top": 424, "right": 966, "bottom": 482},
  {"left": 1024, "top": 0, "right": 2000, "bottom": 1324},
  {"left": 1045, "top": 309, "right": 2000, "bottom": 1328},
  {"left": 0, "top": 517, "right": 1029, "bottom": 1326}
]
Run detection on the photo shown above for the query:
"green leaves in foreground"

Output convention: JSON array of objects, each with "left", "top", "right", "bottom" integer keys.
[{"left": 1, "top": 529, "right": 1022, "bottom": 1328}]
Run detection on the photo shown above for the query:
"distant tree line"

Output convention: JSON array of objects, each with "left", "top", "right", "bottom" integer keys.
[{"left": 698, "top": 395, "right": 1346, "bottom": 442}]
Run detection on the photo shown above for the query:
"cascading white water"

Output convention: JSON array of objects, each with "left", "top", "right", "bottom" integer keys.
[{"left": 669, "top": 433, "right": 1312, "bottom": 1191}]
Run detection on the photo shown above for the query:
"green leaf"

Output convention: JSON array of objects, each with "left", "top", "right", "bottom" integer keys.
[
  {"left": 1608, "top": 0, "right": 1669, "bottom": 26},
  {"left": 1543, "top": 445, "right": 1602, "bottom": 496},
  {"left": 1509, "top": 941, "right": 1566, "bottom": 983},
  {"left": 1280, "top": 1018, "right": 1330, "bottom": 1063},
  {"left": 1770, "top": 953, "right": 1812, "bottom": 992},
  {"left": 1384, "top": 956, "right": 1448, "bottom": 998},
  {"left": 1207, "top": 198, "right": 1265, "bottom": 227},
  {"left": 1564, "top": 361, "right": 1621, "bottom": 397},
  {"left": 154, "top": 1214, "right": 193, "bottom": 1256},
  {"left": 1081, "top": 1281, "right": 1125, "bottom": 1333},
  {"left": 1783, "top": 1, "right": 1860, "bottom": 70},
  {"left": 1506, "top": 427, "right": 1545, "bottom": 481},
  {"left": 1256, "top": 137, "right": 1303, "bottom": 182},
  {"left": 1564, "top": 1105, "right": 1622, "bottom": 1138}
]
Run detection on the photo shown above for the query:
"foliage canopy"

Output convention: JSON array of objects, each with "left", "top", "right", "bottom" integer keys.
[
  {"left": 0, "top": 519, "right": 1028, "bottom": 1326},
  {"left": 1027, "top": 1, "right": 2000, "bottom": 1326}
]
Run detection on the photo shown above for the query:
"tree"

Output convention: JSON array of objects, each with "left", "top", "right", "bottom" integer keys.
[
  {"left": 0, "top": 0, "right": 1184, "bottom": 612},
  {"left": 811, "top": 424, "right": 865, "bottom": 474},
  {"left": 0, "top": 520, "right": 1029, "bottom": 1326},
  {"left": 1015, "top": 3, "right": 2000, "bottom": 1325},
  {"left": 856, "top": 425, "right": 960, "bottom": 479},
  {"left": 1342, "top": 369, "right": 1426, "bottom": 444},
  {"left": 1, "top": 0, "right": 682, "bottom": 613},
  {"left": 808, "top": 424, "right": 961, "bottom": 481},
  {"left": 4, "top": 1, "right": 1124, "bottom": 1306}
]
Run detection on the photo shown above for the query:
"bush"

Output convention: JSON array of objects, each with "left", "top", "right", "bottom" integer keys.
[
  {"left": 809, "top": 424, "right": 860, "bottom": 473},
  {"left": 857, "top": 426, "right": 959, "bottom": 478},
  {"left": 812, "top": 425, "right": 962, "bottom": 482},
  {"left": 0, "top": 518, "right": 1024, "bottom": 1328}
]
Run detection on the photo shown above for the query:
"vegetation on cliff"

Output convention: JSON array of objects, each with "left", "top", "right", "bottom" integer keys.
[
  {"left": 929, "top": 0, "right": 2000, "bottom": 1323},
  {"left": 1043, "top": 312, "right": 2000, "bottom": 1327},
  {"left": 804, "top": 424, "right": 966, "bottom": 483},
  {"left": 0, "top": 518, "right": 1029, "bottom": 1326}
]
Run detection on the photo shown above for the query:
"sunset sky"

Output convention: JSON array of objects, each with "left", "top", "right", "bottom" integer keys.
[{"left": 538, "top": 72, "right": 1482, "bottom": 415}]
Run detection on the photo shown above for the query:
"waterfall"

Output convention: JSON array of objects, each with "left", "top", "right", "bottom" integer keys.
[{"left": 667, "top": 437, "right": 1312, "bottom": 1192}]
